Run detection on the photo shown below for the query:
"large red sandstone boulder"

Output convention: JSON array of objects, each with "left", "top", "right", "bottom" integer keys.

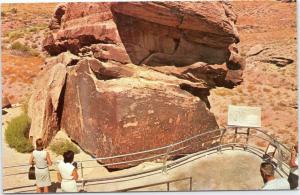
[
  {"left": 43, "top": 2, "right": 243, "bottom": 67},
  {"left": 28, "top": 52, "right": 79, "bottom": 144},
  {"left": 28, "top": 1, "right": 245, "bottom": 169},
  {"left": 60, "top": 58, "right": 219, "bottom": 167}
]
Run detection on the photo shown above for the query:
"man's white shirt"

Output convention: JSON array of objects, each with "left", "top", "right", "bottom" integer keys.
[{"left": 262, "top": 178, "right": 290, "bottom": 190}]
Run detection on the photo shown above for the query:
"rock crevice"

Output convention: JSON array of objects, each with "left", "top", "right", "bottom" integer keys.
[{"left": 29, "top": 1, "right": 244, "bottom": 169}]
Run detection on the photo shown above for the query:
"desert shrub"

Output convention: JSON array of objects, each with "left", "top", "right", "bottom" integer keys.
[
  {"left": 11, "top": 41, "right": 30, "bottom": 52},
  {"left": 240, "top": 51, "right": 247, "bottom": 57},
  {"left": 263, "top": 87, "right": 271, "bottom": 93},
  {"left": 21, "top": 96, "right": 31, "bottom": 114},
  {"left": 8, "top": 31, "right": 24, "bottom": 41},
  {"left": 2, "top": 37, "right": 10, "bottom": 44},
  {"left": 29, "top": 49, "right": 40, "bottom": 57},
  {"left": 3, "top": 32, "right": 10, "bottom": 38},
  {"left": 28, "top": 27, "right": 38, "bottom": 33},
  {"left": 50, "top": 139, "right": 80, "bottom": 156},
  {"left": 11, "top": 42, "right": 39, "bottom": 56},
  {"left": 36, "top": 24, "right": 48, "bottom": 31},
  {"left": 31, "top": 43, "right": 38, "bottom": 49},
  {"left": 25, "top": 24, "right": 48, "bottom": 34},
  {"left": 37, "top": 23, "right": 48, "bottom": 29},
  {"left": 236, "top": 87, "right": 243, "bottom": 94},
  {"left": 10, "top": 8, "right": 18, "bottom": 14},
  {"left": 1, "top": 11, "right": 6, "bottom": 17},
  {"left": 5, "top": 113, "right": 33, "bottom": 153}
]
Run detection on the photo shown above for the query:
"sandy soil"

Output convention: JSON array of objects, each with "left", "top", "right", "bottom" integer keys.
[
  {"left": 1, "top": 3, "right": 56, "bottom": 104},
  {"left": 209, "top": 1, "right": 297, "bottom": 147}
]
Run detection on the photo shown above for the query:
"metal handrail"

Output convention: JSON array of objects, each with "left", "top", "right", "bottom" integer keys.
[
  {"left": 3, "top": 128, "right": 223, "bottom": 170},
  {"left": 3, "top": 127, "right": 293, "bottom": 192},
  {"left": 82, "top": 128, "right": 223, "bottom": 162},
  {"left": 115, "top": 177, "right": 193, "bottom": 192},
  {"left": 252, "top": 128, "right": 290, "bottom": 151}
]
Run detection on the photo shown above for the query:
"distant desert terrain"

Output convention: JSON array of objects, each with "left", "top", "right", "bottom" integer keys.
[{"left": 209, "top": 1, "right": 297, "bottom": 147}]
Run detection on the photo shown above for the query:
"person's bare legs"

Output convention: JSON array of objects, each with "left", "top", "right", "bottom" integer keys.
[
  {"left": 36, "top": 187, "right": 41, "bottom": 193},
  {"left": 44, "top": 186, "right": 49, "bottom": 193}
]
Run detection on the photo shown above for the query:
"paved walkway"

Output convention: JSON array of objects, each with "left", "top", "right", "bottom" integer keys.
[{"left": 84, "top": 150, "right": 271, "bottom": 192}]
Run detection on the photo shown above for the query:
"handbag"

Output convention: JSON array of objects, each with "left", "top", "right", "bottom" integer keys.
[
  {"left": 28, "top": 165, "right": 36, "bottom": 180},
  {"left": 288, "top": 171, "right": 299, "bottom": 189}
]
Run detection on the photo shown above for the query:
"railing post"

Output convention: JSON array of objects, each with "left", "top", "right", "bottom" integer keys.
[
  {"left": 218, "top": 128, "right": 226, "bottom": 153},
  {"left": 167, "top": 182, "right": 170, "bottom": 191},
  {"left": 80, "top": 162, "right": 84, "bottom": 191},
  {"left": 162, "top": 145, "right": 172, "bottom": 174},
  {"left": 233, "top": 127, "right": 238, "bottom": 150},
  {"left": 244, "top": 128, "right": 250, "bottom": 150},
  {"left": 189, "top": 177, "right": 192, "bottom": 191},
  {"left": 274, "top": 140, "right": 283, "bottom": 171}
]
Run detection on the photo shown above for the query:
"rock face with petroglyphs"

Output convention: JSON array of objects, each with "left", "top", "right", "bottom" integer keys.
[{"left": 29, "top": 1, "right": 244, "bottom": 168}]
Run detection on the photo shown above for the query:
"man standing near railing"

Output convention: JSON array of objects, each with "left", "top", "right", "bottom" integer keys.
[
  {"left": 288, "top": 142, "right": 298, "bottom": 189},
  {"left": 260, "top": 162, "right": 290, "bottom": 190}
]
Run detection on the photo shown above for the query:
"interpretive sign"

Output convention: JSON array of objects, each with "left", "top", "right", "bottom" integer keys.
[{"left": 227, "top": 105, "right": 261, "bottom": 127}]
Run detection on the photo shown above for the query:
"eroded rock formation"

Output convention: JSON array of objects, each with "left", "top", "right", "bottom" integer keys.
[
  {"left": 29, "top": 1, "right": 245, "bottom": 168},
  {"left": 2, "top": 96, "right": 11, "bottom": 109}
]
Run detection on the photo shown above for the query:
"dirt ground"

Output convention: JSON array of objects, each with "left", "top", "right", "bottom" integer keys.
[
  {"left": 1, "top": 3, "right": 55, "bottom": 104},
  {"left": 209, "top": 1, "right": 298, "bottom": 147}
]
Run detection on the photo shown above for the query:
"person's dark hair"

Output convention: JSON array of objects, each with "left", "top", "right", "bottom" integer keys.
[
  {"left": 63, "top": 150, "right": 74, "bottom": 163},
  {"left": 260, "top": 162, "right": 274, "bottom": 176},
  {"left": 36, "top": 138, "right": 44, "bottom": 151}
]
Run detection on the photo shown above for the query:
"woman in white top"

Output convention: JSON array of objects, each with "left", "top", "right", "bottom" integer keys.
[
  {"left": 57, "top": 150, "right": 79, "bottom": 192},
  {"left": 29, "top": 138, "right": 52, "bottom": 193}
]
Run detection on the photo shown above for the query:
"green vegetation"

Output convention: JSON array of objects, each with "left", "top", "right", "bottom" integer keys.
[
  {"left": 21, "top": 96, "right": 30, "bottom": 114},
  {"left": 29, "top": 49, "right": 40, "bottom": 57},
  {"left": 27, "top": 24, "right": 48, "bottom": 33},
  {"left": 5, "top": 24, "right": 48, "bottom": 43},
  {"left": 1, "top": 11, "right": 6, "bottom": 17},
  {"left": 31, "top": 43, "right": 38, "bottom": 49},
  {"left": 11, "top": 41, "right": 30, "bottom": 52},
  {"left": 28, "top": 27, "right": 38, "bottom": 33},
  {"left": 8, "top": 31, "right": 24, "bottom": 42},
  {"left": 5, "top": 113, "right": 33, "bottom": 153},
  {"left": 50, "top": 139, "right": 80, "bottom": 156},
  {"left": 11, "top": 41, "right": 39, "bottom": 57},
  {"left": 10, "top": 8, "right": 18, "bottom": 14}
]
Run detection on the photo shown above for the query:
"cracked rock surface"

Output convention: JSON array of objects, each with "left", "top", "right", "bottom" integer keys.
[{"left": 29, "top": 1, "right": 244, "bottom": 169}]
